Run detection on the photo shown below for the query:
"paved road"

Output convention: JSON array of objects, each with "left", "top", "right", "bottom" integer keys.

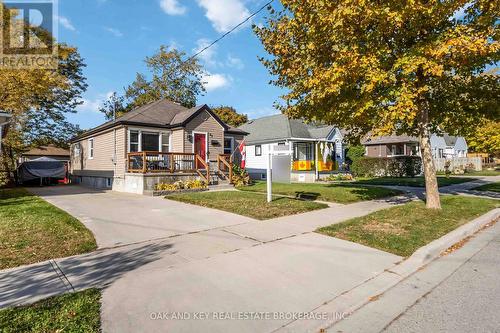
[{"left": 385, "top": 223, "right": 500, "bottom": 333}]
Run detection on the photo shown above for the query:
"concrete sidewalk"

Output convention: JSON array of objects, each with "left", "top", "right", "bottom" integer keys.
[
  {"left": 331, "top": 215, "right": 500, "bottom": 333},
  {"left": 367, "top": 175, "right": 500, "bottom": 200},
  {"left": 1, "top": 193, "right": 408, "bottom": 310}
]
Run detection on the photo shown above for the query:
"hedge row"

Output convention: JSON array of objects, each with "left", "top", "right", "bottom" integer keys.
[{"left": 351, "top": 156, "right": 422, "bottom": 177}]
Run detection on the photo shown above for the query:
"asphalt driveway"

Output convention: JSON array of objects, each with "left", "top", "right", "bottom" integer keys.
[{"left": 28, "top": 185, "right": 254, "bottom": 248}]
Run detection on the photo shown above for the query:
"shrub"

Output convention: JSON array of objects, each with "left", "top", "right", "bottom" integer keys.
[
  {"left": 155, "top": 179, "right": 207, "bottom": 191},
  {"left": 326, "top": 173, "right": 353, "bottom": 181},
  {"left": 231, "top": 165, "right": 252, "bottom": 187},
  {"left": 346, "top": 145, "right": 365, "bottom": 165},
  {"left": 351, "top": 156, "right": 422, "bottom": 177},
  {"left": 444, "top": 160, "right": 452, "bottom": 178}
]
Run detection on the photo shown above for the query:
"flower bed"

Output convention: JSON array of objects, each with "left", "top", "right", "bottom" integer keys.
[
  {"left": 153, "top": 187, "right": 208, "bottom": 197},
  {"left": 153, "top": 179, "right": 208, "bottom": 196}
]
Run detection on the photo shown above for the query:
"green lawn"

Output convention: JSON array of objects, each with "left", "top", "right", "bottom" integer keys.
[
  {"left": 463, "top": 169, "right": 500, "bottom": 176},
  {"left": 0, "top": 289, "right": 101, "bottom": 333},
  {"left": 166, "top": 190, "right": 328, "bottom": 220},
  {"left": 355, "top": 176, "right": 475, "bottom": 187},
  {"left": 0, "top": 188, "right": 97, "bottom": 269},
  {"left": 473, "top": 182, "right": 500, "bottom": 193},
  {"left": 238, "top": 181, "right": 401, "bottom": 204},
  {"left": 317, "top": 196, "right": 499, "bottom": 257}
]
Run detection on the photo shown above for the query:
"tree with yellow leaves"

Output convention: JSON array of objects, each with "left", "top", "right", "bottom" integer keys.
[
  {"left": 255, "top": 0, "right": 499, "bottom": 209},
  {"left": 0, "top": 4, "right": 87, "bottom": 182},
  {"left": 466, "top": 120, "right": 500, "bottom": 156}
]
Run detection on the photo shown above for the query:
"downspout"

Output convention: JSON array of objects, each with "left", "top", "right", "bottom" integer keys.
[{"left": 112, "top": 109, "right": 117, "bottom": 187}]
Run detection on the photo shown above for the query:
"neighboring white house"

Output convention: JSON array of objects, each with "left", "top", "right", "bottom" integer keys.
[
  {"left": 431, "top": 134, "right": 468, "bottom": 158},
  {"left": 363, "top": 133, "right": 468, "bottom": 159},
  {"left": 238, "top": 114, "right": 345, "bottom": 182}
]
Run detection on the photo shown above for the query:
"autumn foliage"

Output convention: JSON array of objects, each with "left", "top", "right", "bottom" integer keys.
[{"left": 255, "top": 0, "right": 499, "bottom": 208}]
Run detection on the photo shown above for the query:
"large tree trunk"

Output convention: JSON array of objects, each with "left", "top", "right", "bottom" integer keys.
[{"left": 418, "top": 109, "right": 441, "bottom": 209}]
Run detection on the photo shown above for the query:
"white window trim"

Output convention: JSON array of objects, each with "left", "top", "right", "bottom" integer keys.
[
  {"left": 128, "top": 128, "right": 171, "bottom": 153},
  {"left": 192, "top": 131, "right": 209, "bottom": 161},
  {"left": 88, "top": 138, "right": 94, "bottom": 160}
]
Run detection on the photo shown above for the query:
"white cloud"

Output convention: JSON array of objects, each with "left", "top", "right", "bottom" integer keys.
[
  {"left": 160, "top": 0, "right": 187, "bottom": 15},
  {"left": 104, "top": 27, "right": 123, "bottom": 37},
  {"left": 226, "top": 54, "right": 244, "bottom": 69},
  {"left": 196, "top": 0, "right": 250, "bottom": 33},
  {"left": 77, "top": 92, "right": 114, "bottom": 114},
  {"left": 202, "top": 72, "right": 231, "bottom": 91},
  {"left": 56, "top": 15, "right": 75, "bottom": 31},
  {"left": 194, "top": 38, "right": 218, "bottom": 67}
]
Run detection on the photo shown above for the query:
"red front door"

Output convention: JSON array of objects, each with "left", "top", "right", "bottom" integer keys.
[{"left": 194, "top": 133, "right": 207, "bottom": 161}]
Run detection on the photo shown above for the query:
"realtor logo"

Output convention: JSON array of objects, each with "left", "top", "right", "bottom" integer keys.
[{"left": 0, "top": 0, "right": 58, "bottom": 68}]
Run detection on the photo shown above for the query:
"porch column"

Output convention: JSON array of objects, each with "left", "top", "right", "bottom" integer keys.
[{"left": 315, "top": 142, "right": 319, "bottom": 181}]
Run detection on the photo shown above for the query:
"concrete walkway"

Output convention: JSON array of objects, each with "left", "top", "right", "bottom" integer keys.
[
  {"left": 1, "top": 186, "right": 411, "bottom": 333},
  {"left": 369, "top": 175, "right": 500, "bottom": 200},
  {"left": 4, "top": 180, "right": 494, "bottom": 332}
]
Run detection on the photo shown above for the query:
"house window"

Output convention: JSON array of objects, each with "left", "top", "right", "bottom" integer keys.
[
  {"left": 255, "top": 145, "right": 262, "bottom": 156},
  {"left": 88, "top": 138, "right": 94, "bottom": 159},
  {"left": 293, "top": 142, "right": 313, "bottom": 161},
  {"left": 106, "top": 178, "right": 112, "bottom": 187},
  {"left": 129, "top": 131, "right": 139, "bottom": 152},
  {"left": 391, "top": 144, "right": 404, "bottom": 156},
  {"left": 142, "top": 132, "right": 159, "bottom": 151},
  {"left": 161, "top": 133, "right": 170, "bottom": 153},
  {"left": 224, "top": 138, "right": 233, "bottom": 155}
]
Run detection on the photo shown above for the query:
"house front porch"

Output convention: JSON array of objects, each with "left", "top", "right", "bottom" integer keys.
[{"left": 118, "top": 152, "right": 233, "bottom": 195}]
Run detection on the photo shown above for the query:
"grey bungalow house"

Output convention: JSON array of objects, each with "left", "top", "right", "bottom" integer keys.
[{"left": 238, "top": 114, "right": 345, "bottom": 182}]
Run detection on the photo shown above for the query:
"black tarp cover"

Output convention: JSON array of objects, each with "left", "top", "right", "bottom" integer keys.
[{"left": 18, "top": 157, "right": 66, "bottom": 182}]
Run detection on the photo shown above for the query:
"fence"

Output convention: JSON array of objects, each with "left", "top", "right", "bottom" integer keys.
[{"left": 433, "top": 157, "right": 482, "bottom": 172}]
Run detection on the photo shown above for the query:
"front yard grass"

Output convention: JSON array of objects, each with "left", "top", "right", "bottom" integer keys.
[
  {"left": 355, "top": 176, "right": 475, "bottom": 187},
  {"left": 0, "top": 188, "right": 97, "bottom": 269},
  {"left": 0, "top": 289, "right": 101, "bottom": 333},
  {"left": 166, "top": 191, "right": 328, "bottom": 220},
  {"left": 317, "top": 196, "right": 499, "bottom": 257},
  {"left": 473, "top": 182, "right": 500, "bottom": 193},
  {"left": 238, "top": 181, "right": 401, "bottom": 204}
]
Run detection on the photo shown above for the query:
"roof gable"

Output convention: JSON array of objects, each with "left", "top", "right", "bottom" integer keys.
[
  {"left": 71, "top": 100, "right": 237, "bottom": 142},
  {"left": 238, "top": 114, "right": 338, "bottom": 144}
]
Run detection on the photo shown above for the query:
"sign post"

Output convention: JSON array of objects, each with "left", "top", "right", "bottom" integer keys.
[{"left": 267, "top": 152, "right": 272, "bottom": 203}]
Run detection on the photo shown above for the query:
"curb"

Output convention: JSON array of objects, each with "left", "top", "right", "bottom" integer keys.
[
  {"left": 408, "top": 208, "right": 500, "bottom": 267},
  {"left": 277, "top": 208, "right": 500, "bottom": 333}
]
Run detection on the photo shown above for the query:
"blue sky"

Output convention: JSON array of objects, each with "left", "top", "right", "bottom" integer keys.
[{"left": 56, "top": 0, "right": 282, "bottom": 130}]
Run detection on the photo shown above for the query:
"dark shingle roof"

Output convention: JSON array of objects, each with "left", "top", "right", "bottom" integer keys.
[
  {"left": 238, "top": 114, "right": 337, "bottom": 144},
  {"left": 443, "top": 134, "right": 458, "bottom": 146},
  {"left": 72, "top": 99, "right": 237, "bottom": 141}
]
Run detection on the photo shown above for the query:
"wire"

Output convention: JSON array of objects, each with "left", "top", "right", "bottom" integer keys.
[
  {"left": 187, "top": 0, "right": 275, "bottom": 62},
  {"left": 112, "top": 0, "right": 276, "bottom": 124}
]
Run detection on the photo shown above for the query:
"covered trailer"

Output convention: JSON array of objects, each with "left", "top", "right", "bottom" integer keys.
[{"left": 17, "top": 157, "right": 67, "bottom": 185}]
